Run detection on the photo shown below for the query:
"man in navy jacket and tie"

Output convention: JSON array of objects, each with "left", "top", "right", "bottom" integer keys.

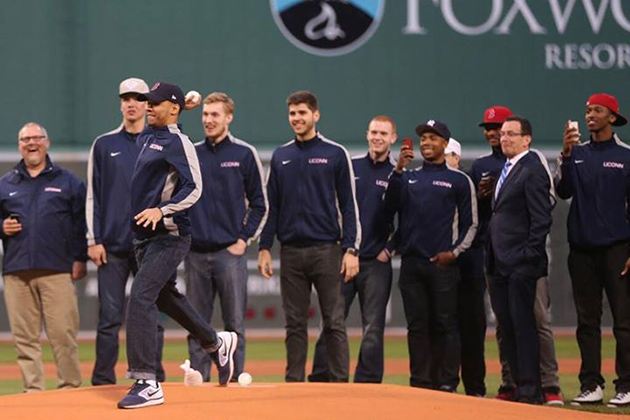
[{"left": 487, "top": 115, "right": 554, "bottom": 404}]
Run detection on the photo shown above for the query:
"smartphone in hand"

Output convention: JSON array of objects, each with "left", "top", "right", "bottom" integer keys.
[
  {"left": 568, "top": 120, "right": 581, "bottom": 144},
  {"left": 8, "top": 213, "right": 20, "bottom": 223},
  {"left": 402, "top": 138, "right": 414, "bottom": 151}
]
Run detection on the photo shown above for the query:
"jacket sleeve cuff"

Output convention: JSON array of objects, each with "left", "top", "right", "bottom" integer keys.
[{"left": 87, "top": 238, "right": 101, "bottom": 247}]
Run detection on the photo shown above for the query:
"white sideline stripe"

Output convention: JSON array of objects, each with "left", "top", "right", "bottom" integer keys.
[
  {"left": 0, "top": 148, "right": 565, "bottom": 162},
  {"left": 0, "top": 326, "right": 608, "bottom": 342},
  {"left": 229, "top": 133, "right": 269, "bottom": 243}
]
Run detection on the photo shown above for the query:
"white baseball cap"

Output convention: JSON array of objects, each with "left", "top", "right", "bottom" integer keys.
[
  {"left": 445, "top": 138, "right": 461, "bottom": 157},
  {"left": 119, "top": 77, "right": 149, "bottom": 97}
]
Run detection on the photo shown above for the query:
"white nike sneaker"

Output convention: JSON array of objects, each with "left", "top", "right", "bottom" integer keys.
[
  {"left": 570, "top": 385, "right": 603, "bottom": 406},
  {"left": 212, "top": 331, "right": 237, "bottom": 386},
  {"left": 608, "top": 391, "right": 630, "bottom": 408},
  {"left": 117, "top": 380, "right": 164, "bottom": 409}
]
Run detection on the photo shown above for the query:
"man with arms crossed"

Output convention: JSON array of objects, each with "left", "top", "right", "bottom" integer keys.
[
  {"left": 186, "top": 92, "right": 267, "bottom": 381},
  {"left": 309, "top": 115, "right": 397, "bottom": 383},
  {"left": 258, "top": 90, "right": 360, "bottom": 382}
]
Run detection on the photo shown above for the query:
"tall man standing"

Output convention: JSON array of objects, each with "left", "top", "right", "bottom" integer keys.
[
  {"left": 556, "top": 93, "right": 630, "bottom": 408},
  {"left": 118, "top": 82, "right": 236, "bottom": 409},
  {"left": 186, "top": 92, "right": 268, "bottom": 381},
  {"left": 384, "top": 120, "right": 477, "bottom": 391},
  {"left": 309, "top": 115, "right": 397, "bottom": 383},
  {"left": 487, "top": 116, "right": 554, "bottom": 404},
  {"left": 258, "top": 90, "right": 360, "bottom": 382},
  {"left": 1, "top": 122, "right": 87, "bottom": 392},
  {"left": 87, "top": 77, "right": 167, "bottom": 385}
]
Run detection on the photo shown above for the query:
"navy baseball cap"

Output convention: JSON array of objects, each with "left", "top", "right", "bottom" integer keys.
[
  {"left": 137, "top": 82, "right": 185, "bottom": 110},
  {"left": 415, "top": 119, "right": 451, "bottom": 140}
]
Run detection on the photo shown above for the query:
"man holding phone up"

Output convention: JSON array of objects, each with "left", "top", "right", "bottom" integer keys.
[{"left": 556, "top": 93, "right": 630, "bottom": 408}]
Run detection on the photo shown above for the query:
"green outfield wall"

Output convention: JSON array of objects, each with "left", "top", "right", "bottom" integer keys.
[{"left": 1, "top": 0, "right": 629, "bottom": 151}]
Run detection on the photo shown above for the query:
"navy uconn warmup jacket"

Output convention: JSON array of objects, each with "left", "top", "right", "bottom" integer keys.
[
  {"left": 352, "top": 153, "right": 396, "bottom": 259},
  {"left": 0, "top": 157, "right": 87, "bottom": 274},
  {"left": 86, "top": 125, "right": 142, "bottom": 253},
  {"left": 189, "top": 133, "right": 268, "bottom": 251},
  {"left": 260, "top": 133, "right": 361, "bottom": 251},
  {"left": 384, "top": 161, "right": 478, "bottom": 260},
  {"left": 131, "top": 124, "right": 202, "bottom": 239},
  {"left": 469, "top": 147, "right": 505, "bottom": 248},
  {"left": 555, "top": 134, "right": 630, "bottom": 248}
]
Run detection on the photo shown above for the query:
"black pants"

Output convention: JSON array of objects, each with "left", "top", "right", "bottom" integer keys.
[
  {"left": 280, "top": 243, "right": 349, "bottom": 382},
  {"left": 309, "top": 258, "right": 393, "bottom": 383},
  {"left": 399, "top": 256, "right": 460, "bottom": 391},
  {"left": 489, "top": 270, "right": 542, "bottom": 402},
  {"left": 457, "top": 246, "right": 487, "bottom": 396},
  {"left": 569, "top": 242, "right": 630, "bottom": 392}
]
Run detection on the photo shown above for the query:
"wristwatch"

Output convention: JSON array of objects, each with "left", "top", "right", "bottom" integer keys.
[{"left": 346, "top": 248, "right": 359, "bottom": 256}]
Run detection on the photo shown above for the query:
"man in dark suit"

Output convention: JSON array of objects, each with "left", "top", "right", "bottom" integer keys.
[{"left": 487, "top": 115, "right": 554, "bottom": 404}]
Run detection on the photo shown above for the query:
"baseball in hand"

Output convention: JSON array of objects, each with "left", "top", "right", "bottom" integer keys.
[
  {"left": 184, "top": 90, "right": 202, "bottom": 110},
  {"left": 238, "top": 372, "right": 252, "bottom": 387}
]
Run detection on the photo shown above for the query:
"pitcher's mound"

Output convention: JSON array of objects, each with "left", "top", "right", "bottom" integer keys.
[{"left": 0, "top": 382, "right": 624, "bottom": 420}]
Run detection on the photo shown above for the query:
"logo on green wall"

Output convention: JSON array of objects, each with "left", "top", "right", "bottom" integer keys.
[{"left": 271, "top": 0, "right": 385, "bottom": 57}]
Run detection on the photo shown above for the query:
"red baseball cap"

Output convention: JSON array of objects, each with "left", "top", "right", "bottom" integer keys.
[
  {"left": 586, "top": 93, "right": 627, "bottom": 126},
  {"left": 479, "top": 106, "right": 513, "bottom": 127}
]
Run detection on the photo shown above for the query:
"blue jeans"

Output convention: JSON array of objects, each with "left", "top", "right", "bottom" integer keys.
[
  {"left": 309, "top": 258, "right": 392, "bottom": 383},
  {"left": 91, "top": 251, "right": 165, "bottom": 385},
  {"left": 185, "top": 249, "right": 247, "bottom": 381},
  {"left": 126, "top": 234, "right": 219, "bottom": 380}
]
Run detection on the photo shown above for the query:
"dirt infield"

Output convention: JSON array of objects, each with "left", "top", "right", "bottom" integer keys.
[
  {"left": 0, "top": 358, "right": 616, "bottom": 380},
  {"left": 1, "top": 382, "right": 627, "bottom": 420}
]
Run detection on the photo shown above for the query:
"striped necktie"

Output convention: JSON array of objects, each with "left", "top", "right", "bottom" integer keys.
[{"left": 495, "top": 161, "right": 512, "bottom": 198}]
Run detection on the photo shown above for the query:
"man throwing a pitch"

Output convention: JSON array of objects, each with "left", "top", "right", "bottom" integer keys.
[{"left": 117, "top": 82, "right": 236, "bottom": 409}]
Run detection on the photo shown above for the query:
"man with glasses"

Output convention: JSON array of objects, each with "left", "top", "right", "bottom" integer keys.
[
  {"left": 0, "top": 122, "right": 87, "bottom": 392},
  {"left": 487, "top": 116, "right": 554, "bottom": 404},
  {"left": 467, "top": 107, "right": 563, "bottom": 404}
]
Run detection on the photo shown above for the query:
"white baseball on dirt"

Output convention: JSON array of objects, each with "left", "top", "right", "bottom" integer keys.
[{"left": 238, "top": 372, "right": 252, "bottom": 387}]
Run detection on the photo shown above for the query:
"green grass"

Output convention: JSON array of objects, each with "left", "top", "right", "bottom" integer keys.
[
  {"left": 0, "top": 335, "right": 627, "bottom": 415},
  {"left": 0, "top": 334, "right": 617, "bottom": 364}
]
